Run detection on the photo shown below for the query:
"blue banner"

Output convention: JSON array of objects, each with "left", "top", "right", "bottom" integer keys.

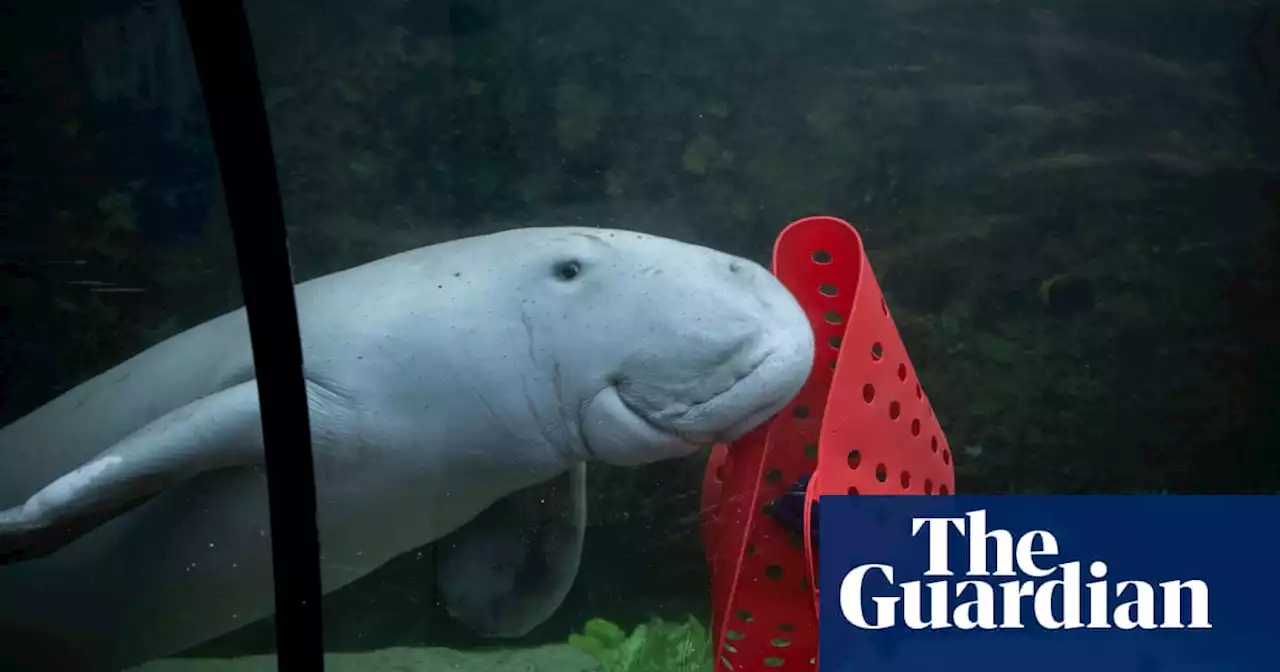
[{"left": 818, "top": 495, "right": 1278, "bottom": 671}]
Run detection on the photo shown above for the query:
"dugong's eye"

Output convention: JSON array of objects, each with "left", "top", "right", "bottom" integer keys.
[{"left": 552, "top": 259, "right": 582, "bottom": 281}]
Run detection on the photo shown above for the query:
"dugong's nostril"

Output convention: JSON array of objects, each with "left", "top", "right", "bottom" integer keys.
[{"left": 729, "top": 260, "right": 745, "bottom": 275}]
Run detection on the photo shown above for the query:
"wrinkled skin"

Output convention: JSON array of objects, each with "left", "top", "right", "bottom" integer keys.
[{"left": 0, "top": 226, "right": 814, "bottom": 671}]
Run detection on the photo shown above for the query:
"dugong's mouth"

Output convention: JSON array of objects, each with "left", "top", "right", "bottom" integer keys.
[
  {"left": 636, "top": 349, "right": 780, "bottom": 445},
  {"left": 578, "top": 277, "right": 814, "bottom": 467},
  {"left": 590, "top": 344, "right": 807, "bottom": 464}
]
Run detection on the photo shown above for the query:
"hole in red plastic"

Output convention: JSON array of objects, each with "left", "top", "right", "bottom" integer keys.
[
  {"left": 871, "top": 342, "right": 883, "bottom": 360},
  {"left": 847, "top": 450, "right": 862, "bottom": 469},
  {"left": 875, "top": 464, "right": 887, "bottom": 482},
  {"left": 824, "top": 310, "right": 843, "bottom": 325},
  {"left": 746, "top": 542, "right": 756, "bottom": 556},
  {"left": 915, "top": 382, "right": 923, "bottom": 399},
  {"left": 778, "top": 623, "right": 795, "bottom": 632},
  {"left": 803, "top": 443, "right": 817, "bottom": 459},
  {"left": 765, "top": 565, "right": 784, "bottom": 580},
  {"left": 828, "top": 335, "right": 842, "bottom": 349},
  {"left": 771, "top": 637, "right": 791, "bottom": 647},
  {"left": 848, "top": 486, "right": 859, "bottom": 495},
  {"left": 735, "top": 610, "right": 754, "bottom": 623},
  {"left": 943, "top": 449, "right": 951, "bottom": 465},
  {"left": 727, "top": 630, "right": 746, "bottom": 640},
  {"left": 900, "top": 471, "right": 911, "bottom": 489},
  {"left": 715, "top": 464, "right": 726, "bottom": 482},
  {"left": 812, "top": 250, "right": 832, "bottom": 264},
  {"left": 881, "top": 297, "right": 888, "bottom": 314},
  {"left": 940, "top": 484, "right": 950, "bottom": 495},
  {"left": 889, "top": 401, "right": 901, "bottom": 419},
  {"left": 828, "top": 358, "right": 837, "bottom": 370},
  {"left": 792, "top": 405, "right": 810, "bottom": 419},
  {"left": 764, "top": 468, "right": 782, "bottom": 484},
  {"left": 911, "top": 419, "right": 921, "bottom": 436},
  {"left": 764, "top": 658, "right": 785, "bottom": 667},
  {"left": 931, "top": 436, "right": 939, "bottom": 452},
  {"left": 924, "top": 479, "right": 934, "bottom": 494},
  {"left": 897, "top": 363, "right": 907, "bottom": 381},
  {"left": 819, "top": 283, "right": 838, "bottom": 297},
  {"left": 862, "top": 383, "right": 875, "bottom": 403}
]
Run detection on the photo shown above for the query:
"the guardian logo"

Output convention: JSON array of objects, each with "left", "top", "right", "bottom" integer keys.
[{"left": 840, "top": 509, "right": 1212, "bottom": 631}]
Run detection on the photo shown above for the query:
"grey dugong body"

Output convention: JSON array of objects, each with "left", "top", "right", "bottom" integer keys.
[
  {"left": 434, "top": 460, "right": 588, "bottom": 637},
  {"left": 0, "top": 226, "right": 815, "bottom": 671}
]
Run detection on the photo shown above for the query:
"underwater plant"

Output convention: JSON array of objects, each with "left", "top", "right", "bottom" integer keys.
[{"left": 567, "top": 615, "right": 712, "bottom": 672}]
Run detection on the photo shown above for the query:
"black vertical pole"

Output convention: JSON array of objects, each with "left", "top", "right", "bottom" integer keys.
[{"left": 175, "top": 1, "right": 325, "bottom": 670}]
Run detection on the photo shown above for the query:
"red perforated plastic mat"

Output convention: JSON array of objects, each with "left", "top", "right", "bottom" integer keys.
[{"left": 700, "top": 215, "right": 956, "bottom": 671}]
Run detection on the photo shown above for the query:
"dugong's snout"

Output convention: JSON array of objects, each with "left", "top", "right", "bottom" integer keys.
[
  {"left": 691, "top": 255, "right": 815, "bottom": 442},
  {"left": 581, "top": 248, "right": 814, "bottom": 467}
]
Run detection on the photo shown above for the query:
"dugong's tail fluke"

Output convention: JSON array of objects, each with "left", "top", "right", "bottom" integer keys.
[{"left": 0, "top": 379, "right": 268, "bottom": 565}]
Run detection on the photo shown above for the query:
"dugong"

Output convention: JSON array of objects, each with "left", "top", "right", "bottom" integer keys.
[{"left": 0, "top": 226, "right": 814, "bottom": 671}]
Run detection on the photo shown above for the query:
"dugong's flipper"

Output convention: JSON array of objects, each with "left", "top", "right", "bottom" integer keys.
[
  {"left": 435, "top": 461, "right": 588, "bottom": 638},
  {"left": 0, "top": 380, "right": 267, "bottom": 564}
]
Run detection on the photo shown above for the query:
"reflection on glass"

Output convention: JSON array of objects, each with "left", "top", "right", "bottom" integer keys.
[{"left": 2, "top": 0, "right": 1278, "bottom": 671}]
